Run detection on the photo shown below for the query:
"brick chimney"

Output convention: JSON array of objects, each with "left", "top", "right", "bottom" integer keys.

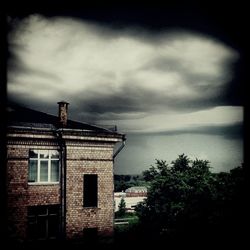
[{"left": 57, "top": 101, "right": 69, "bottom": 127}]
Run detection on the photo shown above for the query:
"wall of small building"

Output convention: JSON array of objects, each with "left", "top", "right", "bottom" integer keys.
[
  {"left": 7, "top": 141, "right": 60, "bottom": 241},
  {"left": 65, "top": 141, "right": 115, "bottom": 240},
  {"left": 7, "top": 131, "right": 120, "bottom": 242}
]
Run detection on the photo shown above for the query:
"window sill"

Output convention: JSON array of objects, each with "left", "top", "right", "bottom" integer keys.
[{"left": 28, "top": 182, "right": 59, "bottom": 186}]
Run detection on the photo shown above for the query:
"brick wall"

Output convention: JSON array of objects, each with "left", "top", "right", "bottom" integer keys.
[
  {"left": 7, "top": 129, "right": 122, "bottom": 242},
  {"left": 7, "top": 142, "right": 60, "bottom": 241},
  {"left": 66, "top": 142, "right": 115, "bottom": 239}
]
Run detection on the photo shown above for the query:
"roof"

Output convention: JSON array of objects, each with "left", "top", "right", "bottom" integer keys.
[
  {"left": 125, "top": 186, "right": 148, "bottom": 193},
  {"left": 7, "top": 104, "right": 120, "bottom": 135}
]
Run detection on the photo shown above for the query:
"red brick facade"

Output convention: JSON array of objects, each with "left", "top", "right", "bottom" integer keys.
[
  {"left": 7, "top": 125, "right": 124, "bottom": 242},
  {"left": 65, "top": 139, "right": 116, "bottom": 239}
]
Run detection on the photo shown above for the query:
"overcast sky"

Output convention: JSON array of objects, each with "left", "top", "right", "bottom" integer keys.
[{"left": 7, "top": 7, "right": 245, "bottom": 174}]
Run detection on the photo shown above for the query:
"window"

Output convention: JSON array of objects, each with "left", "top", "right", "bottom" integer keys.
[
  {"left": 27, "top": 205, "right": 59, "bottom": 240},
  {"left": 83, "top": 174, "right": 98, "bottom": 207},
  {"left": 83, "top": 228, "right": 98, "bottom": 243},
  {"left": 28, "top": 150, "right": 59, "bottom": 183}
]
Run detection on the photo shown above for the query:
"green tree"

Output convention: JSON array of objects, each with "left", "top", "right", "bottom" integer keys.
[
  {"left": 135, "top": 154, "right": 245, "bottom": 242},
  {"left": 114, "top": 174, "right": 147, "bottom": 192},
  {"left": 171, "top": 153, "right": 191, "bottom": 172},
  {"left": 117, "top": 197, "right": 126, "bottom": 217}
]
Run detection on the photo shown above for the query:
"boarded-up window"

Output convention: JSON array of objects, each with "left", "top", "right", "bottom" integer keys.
[{"left": 83, "top": 174, "right": 98, "bottom": 207}]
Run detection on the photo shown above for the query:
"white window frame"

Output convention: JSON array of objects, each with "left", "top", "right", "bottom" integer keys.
[{"left": 28, "top": 150, "right": 60, "bottom": 184}]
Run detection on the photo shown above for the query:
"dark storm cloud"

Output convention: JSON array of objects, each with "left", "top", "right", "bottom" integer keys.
[
  {"left": 5, "top": 7, "right": 245, "bottom": 177},
  {"left": 8, "top": 62, "right": 62, "bottom": 82},
  {"left": 7, "top": 14, "right": 243, "bottom": 134},
  {"left": 137, "top": 122, "right": 243, "bottom": 140},
  {"left": 144, "top": 56, "right": 230, "bottom": 91},
  {"left": 66, "top": 82, "right": 238, "bottom": 123}
]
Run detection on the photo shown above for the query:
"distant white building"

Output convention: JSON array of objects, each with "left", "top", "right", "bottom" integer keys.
[
  {"left": 125, "top": 186, "right": 147, "bottom": 197},
  {"left": 114, "top": 186, "right": 147, "bottom": 212}
]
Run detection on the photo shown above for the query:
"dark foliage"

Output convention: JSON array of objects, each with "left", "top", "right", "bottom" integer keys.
[
  {"left": 135, "top": 154, "right": 246, "bottom": 247},
  {"left": 116, "top": 198, "right": 126, "bottom": 218},
  {"left": 114, "top": 174, "right": 146, "bottom": 192}
]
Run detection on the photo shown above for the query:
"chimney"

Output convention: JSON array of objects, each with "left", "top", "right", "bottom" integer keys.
[{"left": 57, "top": 101, "right": 69, "bottom": 127}]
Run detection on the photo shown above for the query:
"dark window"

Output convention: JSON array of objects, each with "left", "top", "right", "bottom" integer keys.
[
  {"left": 27, "top": 205, "right": 59, "bottom": 240},
  {"left": 83, "top": 228, "right": 98, "bottom": 243},
  {"left": 83, "top": 174, "right": 98, "bottom": 207}
]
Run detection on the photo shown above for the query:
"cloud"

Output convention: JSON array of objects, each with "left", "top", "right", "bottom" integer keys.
[
  {"left": 100, "top": 106, "right": 243, "bottom": 134},
  {"left": 7, "top": 14, "right": 241, "bottom": 133},
  {"left": 143, "top": 122, "right": 243, "bottom": 140}
]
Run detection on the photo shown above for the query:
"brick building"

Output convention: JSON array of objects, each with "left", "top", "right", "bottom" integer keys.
[{"left": 6, "top": 101, "right": 125, "bottom": 242}]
